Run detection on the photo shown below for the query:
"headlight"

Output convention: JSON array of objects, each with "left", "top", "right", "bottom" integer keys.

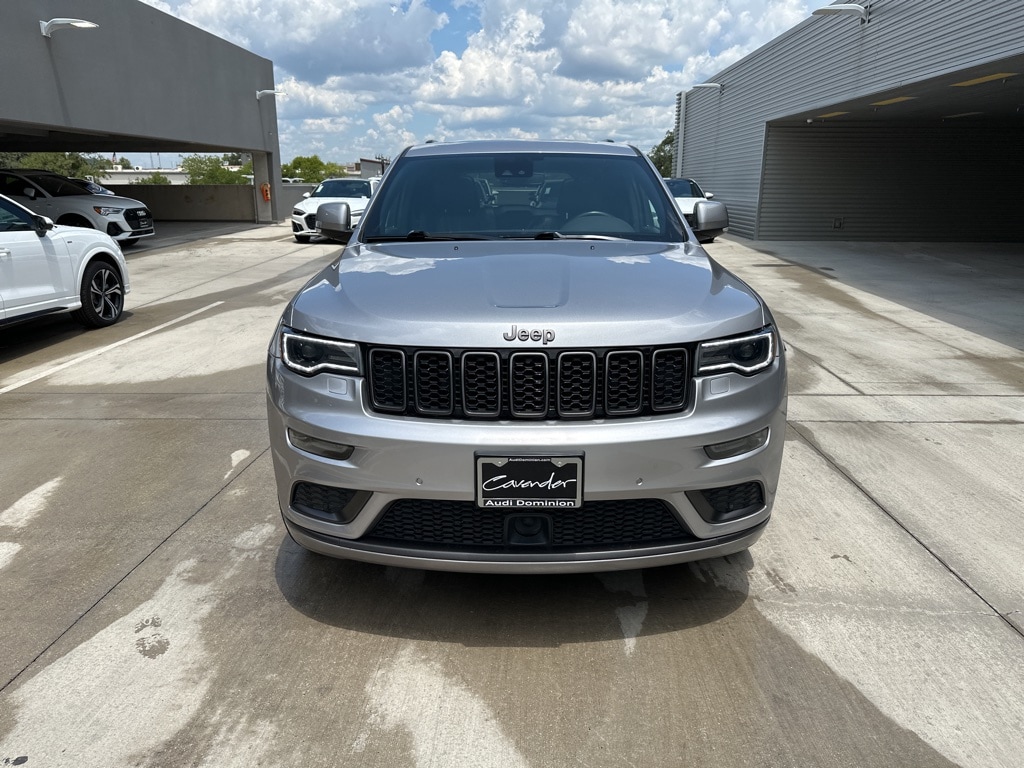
[
  {"left": 93, "top": 206, "right": 125, "bottom": 216},
  {"left": 697, "top": 327, "right": 777, "bottom": 375},
  {"left": 281, "top": 329, "right": 361, "bottom": 376}
]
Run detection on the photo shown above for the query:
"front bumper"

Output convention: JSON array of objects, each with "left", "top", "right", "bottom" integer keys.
[
  {"left": 266, "top": 354, "right": 787, "bottom": 573},
  {"left": 291, "top": 210, "right": 363, "bottom": 237},
  {"left": 105, "top": 207, "right": 155, "bottom": 242}
]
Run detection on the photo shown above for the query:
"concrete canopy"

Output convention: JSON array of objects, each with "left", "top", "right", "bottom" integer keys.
[
  {"left": 1, "top": 0, "right": 284, "bottom": 220},
  {"left": 769, "top": 56, "right": 1024, "bottom": 129}
]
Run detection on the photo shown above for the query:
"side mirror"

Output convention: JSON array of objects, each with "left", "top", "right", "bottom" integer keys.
[
  {"left": 315, "top": 202, "right": 352, "bottom": 242},
  {"left": 23, "top": 187, "right": 38, "bottom": 200},
  {"left": 302, "top": 192, "right": 311, "bottom": 198},
  {"left": 694, "top": 200, "right": 728, "bottom": 236},
  {"left": 705, "top": 192, "right": 714, "bottom": 200},
  {"left": 32, "top": 214, "right": 55, "bottom": 236}
]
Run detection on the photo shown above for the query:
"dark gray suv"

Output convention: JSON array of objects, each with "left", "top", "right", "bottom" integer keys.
[{"left": 266, "top": 140, "right": 786, "bottom": 573}]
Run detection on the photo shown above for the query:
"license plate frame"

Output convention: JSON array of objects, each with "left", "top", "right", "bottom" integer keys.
[{"left": 475, "top": 455, "right": 583, "bottom": 509}]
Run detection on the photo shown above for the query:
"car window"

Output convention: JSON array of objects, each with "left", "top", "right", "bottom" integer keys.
[
  {"left": 28, "top": 174, "right": 89, "bottom": 197},
  {"left": 0, "top": 173, "right": 36, "bottom": 198},
  {"left": 0, "top": 197, "right": 35, "bottom": 231},
  {"left": 666, "top": 179, "right": 703, "bottom": 197},
  {"left": 361, "top": 153, "right": 686, "bottom": 242},
  {"left": 313, "top": 179, "right": 373, "bottom": 198}
]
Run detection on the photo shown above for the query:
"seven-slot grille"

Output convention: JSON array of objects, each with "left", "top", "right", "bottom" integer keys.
[{"left": 367, "top": 345, "right": 691, "bottom": 420}]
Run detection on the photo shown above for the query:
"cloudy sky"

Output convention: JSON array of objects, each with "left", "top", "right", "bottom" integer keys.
[{"left": 140, "top": 0, "right": 836, "bottom": 165}]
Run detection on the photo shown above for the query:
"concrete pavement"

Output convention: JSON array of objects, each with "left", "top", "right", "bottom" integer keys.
[{"left": 0, "top": 223, "right": 1021, "bottom": 767}]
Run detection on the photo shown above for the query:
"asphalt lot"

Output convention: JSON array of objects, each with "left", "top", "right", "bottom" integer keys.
[{"left": 1, "top": 222, "right": 1022, "bottom": 767}]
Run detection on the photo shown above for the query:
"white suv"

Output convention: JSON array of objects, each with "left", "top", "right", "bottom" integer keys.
[
  {"left": 0, "top": 169, "right": 155, "bottom": 246},
  {"left": 291, "top": 177, "right": 377, "bottom": 243},
  {"left": 0, "top": 194, "right": 130, "bottom": 328}
]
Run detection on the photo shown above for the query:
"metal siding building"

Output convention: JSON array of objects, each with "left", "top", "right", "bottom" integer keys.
[{"left": 674, "top": 0, "right": 1024, "bottom": 240}]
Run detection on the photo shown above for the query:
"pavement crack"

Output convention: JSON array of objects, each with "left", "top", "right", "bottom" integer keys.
[
  {"left": 787, "top": 421, "right": 1024, "bottom": 642},
  {"left": 0, "top": 445, "right": 272, "bottom": 694}
]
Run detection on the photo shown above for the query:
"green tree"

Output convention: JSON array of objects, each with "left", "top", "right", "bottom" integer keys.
[
  {"left": 0, "top": 152, "right": 26, "bottom": 168},
  {"left": 8, "top": 152, "right": 108, "bottom": 178},
  {"left": 282, "top": 155, "right": 346, "bottom": 184},
  {"left": 180, "top": 154, "right": 248, "bottom": 184},
  {"left": 131, "top": 172, "right": 172, "bottom": 185},
  {"left": 648, "top": 131, "right": 674, "bottom": 177}
]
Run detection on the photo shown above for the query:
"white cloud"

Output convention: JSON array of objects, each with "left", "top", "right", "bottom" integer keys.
[
  {"left": 160, "top": 0, "right": 446, "bottom": 80},
  {"left": 139, "top": 0, "right": 835, "bottom": 162}
]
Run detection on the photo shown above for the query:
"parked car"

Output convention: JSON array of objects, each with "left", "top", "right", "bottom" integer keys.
[
  {"left": 0, "top": 169, "right": 154, "bottom": 246},
  {"left": 664, "top": 177, "right": 725, "bottom": 243},
  {"left": 70, "top": 177, "right": 116, "bottom": 195},
  {"left": 267, "top": 139, "right": 785, "bottom": 574},
  {"left": 290, "top": 177, "right": 377, "bottom": 243},
  {"left": 0, "top": 193, "right": 130, "bottom": 328}
]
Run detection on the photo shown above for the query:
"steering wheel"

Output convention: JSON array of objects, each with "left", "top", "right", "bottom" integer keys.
[{"left": 563, "top": 210, "right": 634, "bottom": 233}]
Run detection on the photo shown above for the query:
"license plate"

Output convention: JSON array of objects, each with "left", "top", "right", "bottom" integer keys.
[
  {"left": 476, "top": 455, "right": 583, "bottom": 509},
  {"left": 137, "top": 219, "right": 151, "bottom": 228}
]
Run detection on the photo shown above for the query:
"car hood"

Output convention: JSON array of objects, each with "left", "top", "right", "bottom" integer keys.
[
  {"left": 284, "top": 240, "right": 767, "bottom": 347},
  {"left": 70, "top": 193, "right": 147, "bottom": 209},
  {"left": 294, "top": 196, "right": 369, "bottom": 214}
]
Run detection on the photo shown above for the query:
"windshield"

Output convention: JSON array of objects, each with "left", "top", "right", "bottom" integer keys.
[
  {"left": 312, "top": 179, "right": 372, "bottom": 198},
  {"left": 359, "top": 152, "right": 687, "bottom": 242}
]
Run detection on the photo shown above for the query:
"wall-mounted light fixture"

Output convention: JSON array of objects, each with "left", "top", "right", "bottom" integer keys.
[
  {"left": 811, "top": 3, "right": 868, "bottom": 21},
  {"left": 691, "top": 83, "right": 723, "bottom": 93},
  {"left": 39, "top": 18, "right": 99, "bottom": 37},
  {"left": 256, "top": 89, "right": 286, "bottom": 101}
]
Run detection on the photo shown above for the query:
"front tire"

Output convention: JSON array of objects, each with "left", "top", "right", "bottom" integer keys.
[
  {"left": 294, "top": 234, "right": 311, "bottom": 243},
  {"left": 71, "top": 260, "right": 125, "bottom": 328}
]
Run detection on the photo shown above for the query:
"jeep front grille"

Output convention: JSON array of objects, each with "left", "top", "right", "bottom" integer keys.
[{"left": 367, "top": 345, "right": 691, "bottom": 420}]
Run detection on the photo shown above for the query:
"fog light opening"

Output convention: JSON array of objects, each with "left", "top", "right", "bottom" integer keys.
[
  {"left": 704, "top": 427, "right": 769, "bottom": 461},
  {"left": 288, "top": 429, "right": 354, "bottom": 461}
]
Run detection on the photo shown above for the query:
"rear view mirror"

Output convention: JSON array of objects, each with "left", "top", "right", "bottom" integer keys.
[
  {"left": 315, "top": 202, "right": 352, "bottom": 242},
  {"left": 32, "top": 214, "right": 54, "bottom": 236},
  {"left": 694, "top": 200, "right": 728, "bottom": 233}
]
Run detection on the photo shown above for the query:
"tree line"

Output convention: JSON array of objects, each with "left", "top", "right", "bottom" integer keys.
[
  {"left": 2, "top": 137, "right": 674, "bottom": 185},
  {"left": 0, "top": 151, "right": 322, "bottom": 184}
]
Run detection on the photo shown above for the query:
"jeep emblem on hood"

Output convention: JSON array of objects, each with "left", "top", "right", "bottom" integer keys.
[{"left": 503, "top": 325, "right": 556, "bottom": 345}]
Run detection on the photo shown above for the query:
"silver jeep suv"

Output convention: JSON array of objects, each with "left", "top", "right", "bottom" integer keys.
[{"left": 266, "top": 140, "right": 787, "bottom": 573}]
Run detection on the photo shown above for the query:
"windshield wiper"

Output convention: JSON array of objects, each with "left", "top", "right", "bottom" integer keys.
[
  {"left": 528, "top": 231, "right": 629, "bottom": 241},
  {"left": 363, "top": 231, "right": 495, "bottom": 242}
]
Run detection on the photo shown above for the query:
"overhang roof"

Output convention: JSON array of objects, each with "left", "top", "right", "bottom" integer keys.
[{"left": 769, "top": 55, "right": 1024, "bottom": 127}]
